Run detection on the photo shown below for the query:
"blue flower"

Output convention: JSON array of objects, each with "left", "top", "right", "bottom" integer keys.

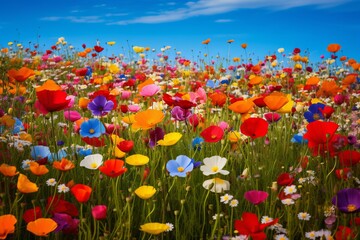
[
  {"left": 78, "top": 148, "right": 92, "bottom": 157},
  {"left": 291, "top": 132, "right": 308, "bottom": 144},
  {"left": 192, "top": 137, "right": 204, "bottom": 151},
  {"left": 304, "top": 103, "right": 325, "bottom": 122},
  {"left": 12, "top": 117, "right": 24, "bottom": 134},
  {"left": 48, "top": 149, "right": 67, "bottom": 162},
  {"left": 31, "top": 145, "right": 51, "bottom": 160},
  {"left": 80, "top": 118, "right": 106, "bottom": 138},
  {"left": 206, "top": 79, "right": 221, "bottom": 89},
  {"left": 166, "top": 155, "right": 194, "bottom": 177}
]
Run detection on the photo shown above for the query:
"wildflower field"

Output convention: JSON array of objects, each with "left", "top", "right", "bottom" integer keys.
[{"left": 0, "top": 38, "right": 359, "bottom": 240}]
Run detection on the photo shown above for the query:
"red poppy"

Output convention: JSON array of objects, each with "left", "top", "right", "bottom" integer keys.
[
  {"left": 303, "top": 121, "right": 339, "bottom": 156},
  {"left": 81, "top": 136, "right": 106, "bottom": 147},
  {"left": 200, "top": 125, "right": 224, "bottom": 143},
  {"left": 335, "top": 226, "right": 354, "bottom": 240},
  {"left": 234, "top": 212, "right": 278, "bottom": 240},
  {"left": 71, "top": 184, "right": 92, "bottom": 203},
  {"left": 335, "top": 168, "right": 351, "bottom": 180},
  {"left": 23, "top": 206, "right": 42, "bottom": 223},
  {"left": 277, "top": 173, "right": 294, "bottom": 186},
  {"left": 94, "top": 45, "right": 104, "bottom": 53},
  {"left": 240, "top": 118, "right": 269, "bottom": 139},
  {"left": 117, "top": 140, "right": 134, "bottom": 153},
  {"left": 253, "top": 95, "right": 267, "bottom": 108},
  {"left": 338, "top": 150, "right": 360, "bottom": 167},
  {"left": 99, "top": 159, "right": 128, "bottom": 178},
  {"left": 75, "top": 68, "right": 88, "bottom": 77},
  {"left": 46, "top": 196, "right": 79, "bottom": 217},
  {"left": 36, "top": 90, "right": 70, "bottom": 113},
  {"left": 319, "top": 106, "right": 335, "bottom": 118}
]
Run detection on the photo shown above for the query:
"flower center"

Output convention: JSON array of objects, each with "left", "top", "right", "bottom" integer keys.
[
  {"left": 89, "top": 128, "right": 95, "bottom": 134},
  {"left": 347, "top": 204, "right": 357, "bottom": 212},
  {"left": 211, "top": 135, "right": 217, "bottom": 139},
  {"left": 313, "top": 113, "right": 320, "bottom": 120},
  {"left": 211, "top": 166, "right": 219, "bottom": 172},
  {"left": 177, "top": 167, "right": 184, "bottom": 172},
  {"left": 91, "top": 163, "right": 98, "bottom": 169}
]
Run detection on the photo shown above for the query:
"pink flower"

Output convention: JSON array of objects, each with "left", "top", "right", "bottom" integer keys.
[
  {"left": 64, "top": 111, "right": 81, "bottom": 122},
  {"left": 244, "top": 190, "right": 269, "bottom": 205},
  {"left": 91, "top": 205, "right": 107, "bottom": 220},
  {"left": 140, "top": 84, "right": 161, "bottom": 97},
  {"left": 128, "top": 105, "right": 141, "bottom": 113},
  {"left": 121, "top": 91, "right": 132, "bottom": 100}
]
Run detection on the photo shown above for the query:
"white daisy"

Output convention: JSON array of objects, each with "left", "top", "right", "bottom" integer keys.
[
  {"left": 220, "top": 194, "right": 233, "bottom": 204},
  {"left": 298, "top": 212, "right": 311, "bottom": 221},
  {"left": 46, "top": 178, "right": 57, "bottom": 186},
  {"left": 57, "top": 184, "right": 70, "bottom": 193}
]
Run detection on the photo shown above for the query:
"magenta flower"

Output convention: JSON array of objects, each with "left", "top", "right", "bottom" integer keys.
[
  {"left": 244, "top": 190, "right": 269, "bottom": 205},
  {"left": 264, "top": 112, "right": 281, "bottom": 123},
  {"left": 171, "top": 106, "right": 191, "bottom": 121},
  {"left": 91, "top": 205, "right": 107, "bottom": 220},
  {"left": 87, "top": 95, "right": 114, "bottom": 116},
  {"left": 64, "top": 110, "right": 81, "bottom": 122}
]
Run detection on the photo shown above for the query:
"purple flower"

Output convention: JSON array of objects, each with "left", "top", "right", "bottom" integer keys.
[
  {"left": 244, "top": 190, "right": 269, "bottom": 205},
  {"left": 149, "top": 127, "right": 165, "bottom": 148},
  {"left": 171, "top": 106, "right": 191, "bottom": 121},
  {"left": 52, "top": 213, "right": 80, "bottom": 234},
  {"left": 332, "top": 188, "right": 360, "bottom": 213},
  {"left": 87, "top": 95, "right": 114, "bottom": 116}
]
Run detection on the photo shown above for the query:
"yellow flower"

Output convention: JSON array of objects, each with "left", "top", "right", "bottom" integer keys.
[
  {"left": 140, "top": 223, "right": 169, "bottom": 235},
  {"left": 126, "top": 154, "right": 149, "bottom": 166},
  {"left": 134, "top": 186, "right": 157, "bottom": 199},
  {"left": 107, "top": 41, "right": 116, "bottom": 46},
  {"left": 157, "top": 132, "right": 182, "bottom": 146},
  {"left": 108, "top": 64, "right": 119, "bottom": 74},
  {"left": 277, "top": 94, "right": 294, "bottom": 113},
  {"left": 110, "top": 135, "right": 126, "bottom": 158},
  {"left": 228, "top": 131, "right": 246, "bottom": 143},
  {"left": 133, "top": 46, "right": 145, "bottom": 53}
]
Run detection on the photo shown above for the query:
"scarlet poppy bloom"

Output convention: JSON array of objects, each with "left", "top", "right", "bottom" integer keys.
[
  {"left": 338, "top": 150, "right": 360, "bottom": 167},
  {"left": 99, "top": 159, "right": 128, "bottom": 178},
  {"left": 209, "top": 92, "right": 227, "bottom": 107},
  {"left": 335, "top": 168, "right": 351, "bottom": 180},
  {"left": 234, "top": 212, "right": 278, "bottom": 240},
  {"left": 200, "top": 125, "right": 224, "bottom": 143},
  {"left": 71, "top": 184, "right": 92, "bottom": 203},
  {"left": 240, "top": 118, "right": 269, "bottom": 139},
  {"left": 23, "top": 206, "right": 42, "bottom": 223},
  {"left": 335, "top": 226, "right": 354, "bottom": 240},
  {"left": 202, "top": 38, "right": 211, "bottom": 44},
  {"left": 7, "top": 67, "right": 35, "bottom": 82},
  {"left": 277, "top": 173, "right": 294, "bottom": 186},
  {"left": 303, "top": 121, "right": 339, "bottom": 156},
  {"left": 46, "top": 196, "right": 79, "bottom": 217},
  {"left": 36, "top": 80, "right": 70, "bottom": 113},
  {"left": 81, "top": 136, "right": 106, "bottom": 147},
  {"left": 319, "top": 105, "right": 335, "bottom": 119},
  {"left": 117, "top": 140, "right": 134, "bottom": 153},
  {"left": 94, "top": 45, "right": 104, "bottom": 53}
]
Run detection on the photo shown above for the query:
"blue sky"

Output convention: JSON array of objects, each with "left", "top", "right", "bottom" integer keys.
[{"left": 1, "top": 0, "right": 359, "bottom": 63}]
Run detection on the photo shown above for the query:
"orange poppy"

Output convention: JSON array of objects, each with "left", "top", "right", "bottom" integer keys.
[
  {"left": 241, "top": 43, "right": 247, "bottom": 49},
  {"left": 0, "top": 214, "right": 17, "bottom": 239},
  {"left": 78, "top": 51, "right": 87, "bottom": 58},
  {"left": 342, "top": 74, "right": 357, "bottom": 86},
  {"left": 251, "top": 65, "right": 261, "bottom": 74},
  {"left": 249, "top": 76, "right": 263, "bottom": 85},
  {"left": 71, "top": 184, "right": 92, "bottom": 203},
  {"left": 53, "top": 158, "right": 75, "bottom": 171},
  {"left": 327, "top": 43, "right": 341, "bottom": 53},
  {"left": 292, "top": 55, "right": 301, "bottom": 62},
  {"left": 202, "top": 38, "right": 211, "bottom": 45},
  {"left": 17, "top": 174, "right": 39, "bottom": 193},
  {"left": 347, "top": 58, "right": 356, "bottom": 65},
  {"left": 0, "top": 163, "right": 19, "bottom": 177},
  {"left": 316, "top": 80, "right": 341, "bottom": 98},
  {"left": 35, "top": 79, "right": 61, "bottom": 92},
  {"left": 132, "top": 109, "right": 164, "bottom": 130},
  {"left": 7, "top": 67, "right": 35, "bottom": 82},
  {"left": 263, "top": 92, "right": 289, "bottom": 111},
  {"left": 339, "top": 56, "right": 347, "bottom": 61},
  {"left": 29, "top": 162, "right": 49, "bottom": 176},
  {"left": 305, "top": 77, "right": 320, "bottom": 86},
  {"left": 209, "top": 92, "right": 227, "bottom": 107},
  {"left": 227, "top": 39, "right": 234, "bottom": 43},
  {"left": 27, "top": 218, "right": 57, "bottom": 237},
  {"left": 228, "top": 99, "right": 254, "bottom": 114},
  {"left": 351, "top": 63, "right": 360, "bottom": 71}
]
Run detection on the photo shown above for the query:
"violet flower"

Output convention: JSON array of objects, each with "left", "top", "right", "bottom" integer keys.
[
  {"left": 149, "top": 127, "right": 165, "bottom": 148},
  {"left": 87, "top": 95, "right": 114, "bottom": 116},
  {"left": 332, "top": 188, "right": 360, "bottom": 213}
]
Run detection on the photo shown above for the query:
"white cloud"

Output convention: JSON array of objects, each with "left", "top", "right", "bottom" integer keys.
[
  {"left": 215, "top": 19, "right": 233, "bottom": 23},
  {"left": 109, "top": 0, "right": 351, "bottom": 25},
  {"left": 41, "top": 16, "right": 104, "bottom": 23}
]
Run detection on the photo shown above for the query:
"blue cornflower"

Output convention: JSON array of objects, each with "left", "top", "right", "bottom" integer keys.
[
  {"left": 192, "top": 137, "right": 204, "bottom": 151},
  {"left": 304, "top": 103, "right": 325, "bottom": 122},
  {"left": 166, "top": 155, "right": 194, "bottom": 177},
  {"left": 80, "top": 118, "right": 106, "bottom": 138}
]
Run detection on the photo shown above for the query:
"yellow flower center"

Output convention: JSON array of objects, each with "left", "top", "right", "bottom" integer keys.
[
  {"left": 211, "top": 166, "right": 219, "bottom": 172},
  {"left": 177, "top": 167, "right": 184, "bottom": 172},
  {"left": 89, "top": 128, "right": 95, "bottom": 134},
  {"left": 347, "top": 204, "right": 357, "bottom": 212},
  {"left": 313, "top": 113, "right": 320, "bottom": 120},
  {"left": 91, "top": 163, "right": 98, "bottom": 169},
  {"left": 211, "top": 135, "right": 217, "bottom": 139}
]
